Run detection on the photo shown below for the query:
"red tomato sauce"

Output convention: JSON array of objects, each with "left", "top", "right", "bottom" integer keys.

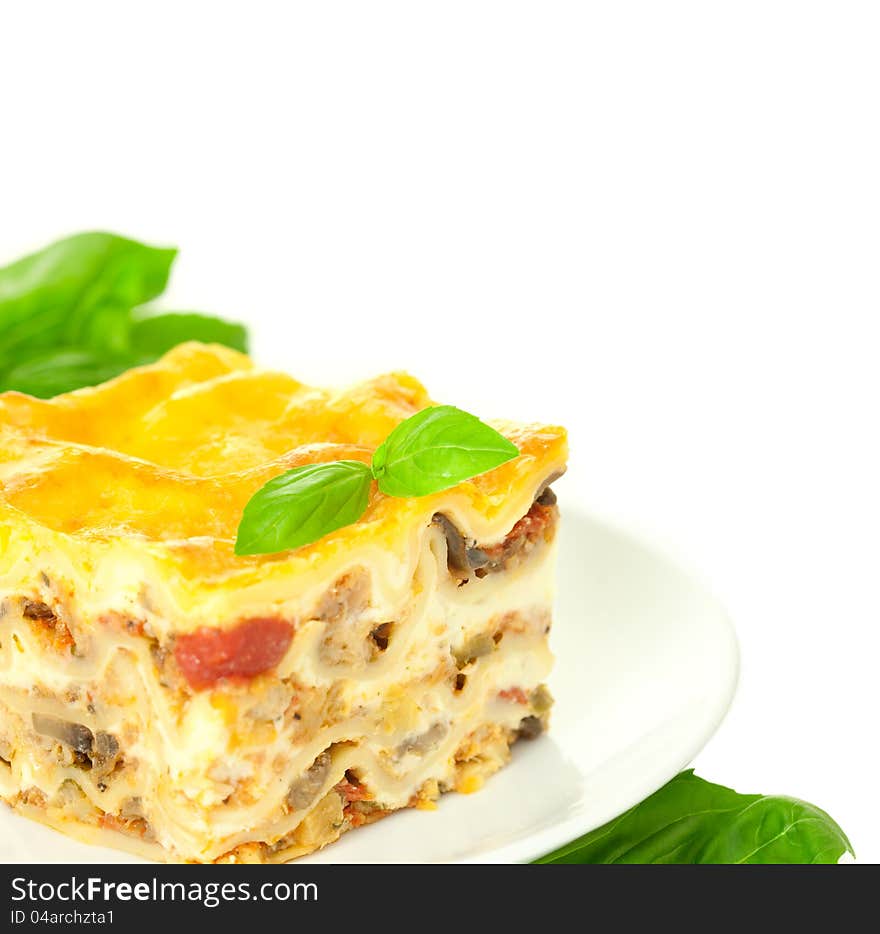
[
  {"left": 174, "top": 617, "right": 294, "bottom": 690},
  {"left": 336, "top": 777, "right": 372, "bottom": 804},
  {"left": 483, "top": 501, "right": 556, "bottom": 562}
]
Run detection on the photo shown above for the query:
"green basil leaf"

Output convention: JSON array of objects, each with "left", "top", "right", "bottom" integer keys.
[
  {"left": 0, "top": 232, "right": 176, "bottom": 370},
  {"left": 235, "top": 461, "right": 373, "bottom": 555},
  {"left": 131, "top": 311, "right": 249, "bottom": 356},
  {"left": 0, "top": 349, "right": 137, "bottom": 399},
  {"left": 371, "top": 405, "right": 519, "bottom": 497},
  {"left": 536, "top": 771, "right": 853, "bottom": 864},
  {"left": 0, "top": 232, "right": 251, "bottom": 398}
]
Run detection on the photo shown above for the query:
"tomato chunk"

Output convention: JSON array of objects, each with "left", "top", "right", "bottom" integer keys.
[
  {"left": 482, "top": 501, "right": 556, "bottom": 565},
  {"left": 174, "top": 617, "right": 293, "bottom": 690},
  {"left": 336, "top": 772, "right": 372, "bottom": 804},
  {"left": 498, "top": 687, "right": 529, "bottom": 704}
]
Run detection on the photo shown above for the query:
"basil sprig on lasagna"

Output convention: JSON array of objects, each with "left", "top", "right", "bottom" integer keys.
[{"left": 235, "top": 405, "right": 519, "bottom": 555}]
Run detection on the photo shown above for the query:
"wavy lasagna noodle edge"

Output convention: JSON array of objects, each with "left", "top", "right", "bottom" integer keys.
[{"left": 0, "top": 343, "right": 568, "bottom": 862}]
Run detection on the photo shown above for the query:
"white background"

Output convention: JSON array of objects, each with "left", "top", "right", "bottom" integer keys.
[{"left": 1, "top": 2, "right": 877, "bottom": 861}]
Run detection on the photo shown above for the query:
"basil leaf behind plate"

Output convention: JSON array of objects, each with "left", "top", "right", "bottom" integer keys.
[
  {"left": 0, "top": 349, "right": 135, "bottom": 399},
  {"left": 536, "top": 771, "right": 853, "bottom": 865},
  {"left": 0, "top": 231, "right": 176, "bottom": 369},
  {"left": 0, "top": 232, "right": 251, "bottom": 397},
  {"left": 131, "top": 311, "right": 249, "bottom": 356},
  {"left": 371, "top": 405, "right": 519, "bottom": 497},
  {"left": 235, "top": 461, "right": 373, "bottom": 556}
]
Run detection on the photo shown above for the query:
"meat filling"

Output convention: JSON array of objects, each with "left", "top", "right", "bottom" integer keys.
[
  {"left": 22, "top": 600, "right": 75, "bottom": 653},
  {"left": 434, "top": 483, "right": 559, "bottom": 580}
]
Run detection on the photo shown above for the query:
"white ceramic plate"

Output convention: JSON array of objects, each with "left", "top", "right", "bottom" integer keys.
[{"left": 0, "top": 508, "right": 738, "bottom": 864}]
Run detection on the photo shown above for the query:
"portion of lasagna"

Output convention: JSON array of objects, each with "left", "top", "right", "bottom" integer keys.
[{"left": 0, "top": 343, "right": 568, "bottom": 862}]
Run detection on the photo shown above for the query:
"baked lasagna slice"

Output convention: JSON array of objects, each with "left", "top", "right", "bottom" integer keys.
[{"left": 0, "top": 343, "right": 567, "bottom": 862}]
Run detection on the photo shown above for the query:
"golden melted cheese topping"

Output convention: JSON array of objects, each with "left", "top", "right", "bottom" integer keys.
[
  {"left": 0, "top": 342, "right": 566, "bottom": 860},
  {"left": 0, "top": 343, "right": 567, "bottom": 631}
]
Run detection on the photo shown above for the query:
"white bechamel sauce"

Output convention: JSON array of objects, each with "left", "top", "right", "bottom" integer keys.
[{"left": 0, "top": 517, "right": 558, "bottom": 860}]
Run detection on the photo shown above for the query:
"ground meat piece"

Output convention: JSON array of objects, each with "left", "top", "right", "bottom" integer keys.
[
  {"left": 396, "top": 721, "right": 449, "bottom": 758},
  {"left": 99, "top": 811, "right": 155, "bottom": 841},
  {"left": 344, "top": 798, "right": 388, "bottom": 829},
  {"left": 22, "top": 600, "right": 75, "bottom": 653},
  {"left": 316, "top": 569, "right": 376, "bottom": 667},
  {"left": 314, "top": 569, "right": 370, "bottom": 623},
  {"left": 20, "top": 787, "right": 48, "bottom": 808},
  {"left": 23, "top": 601, "right": 55, "bottom": 621},
  {"left": 246, "top": 682, "right": 294, "bottom": 722}
]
